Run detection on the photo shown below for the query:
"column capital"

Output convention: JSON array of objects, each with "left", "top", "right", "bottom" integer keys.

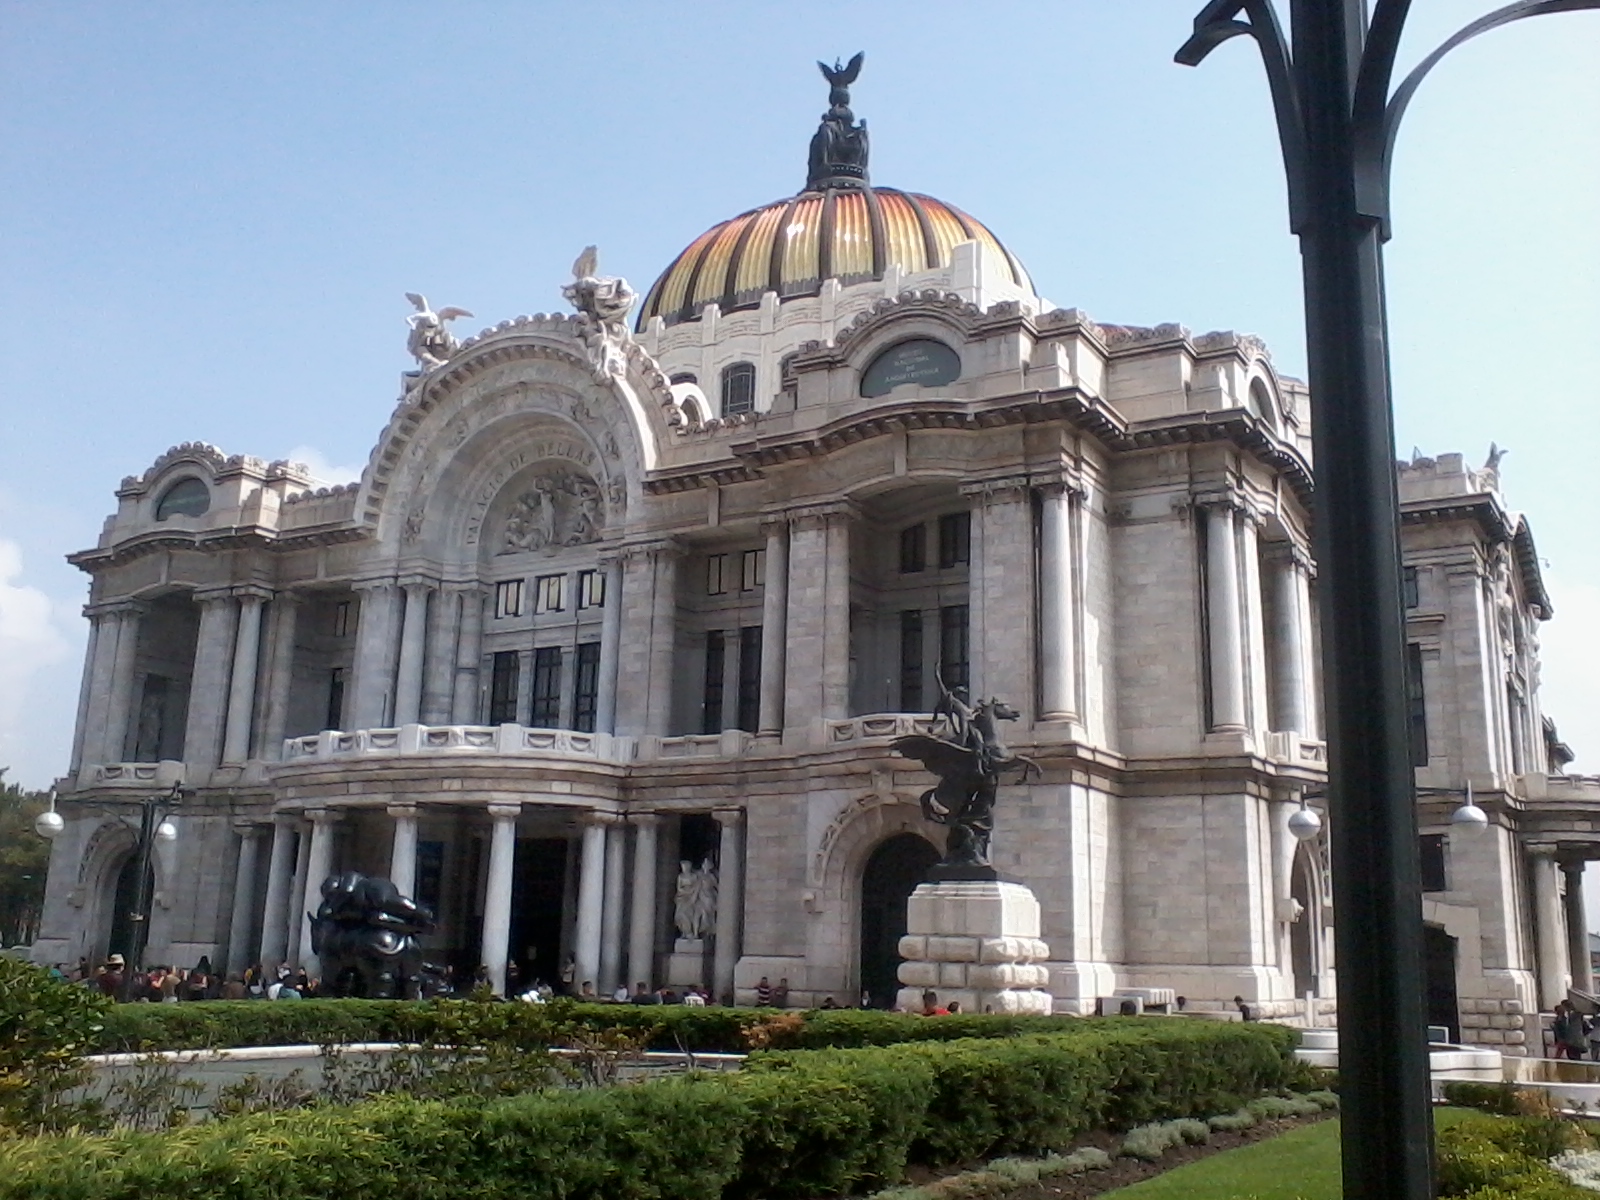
[
  {"left": 233, "top": 586, "right": 274, "bottom": 605},
  {"left": 398, "top": 576, "right": 437, "bottom": 595},
  {"left": 193, "top": 586, "right": 241, "bottom": 608},
  {"left": 582, "top": 809, "right": 623, "bottom": 827},
  {"left": 628, "top": 811, "right": 662, "bottom": 829},
  {"left": 84, "top": 598, "right": 148, "bottom": 620},
  {"left": 442, "top": 579, "right": 488, "bottom": 598},
  {"left": 304, "top": 808, "right": 342, "bottom": 826},
  {"left": 759, "top": 512, "right": 792, "bottom": 537},
  {"left": 487, "top": 802, "right": 523, "bottom": 822},
  {"left": 1193, "top": 488, "right": 1247, "bottom": 516},
  {"left": 232, "top": 819, "right": 267, "bottom": 837},
  {"left": 386, "top": 804, "right": 420, "bottom": 820},
  {"left": 785, "top": 500, "right": 856, "bottom": 532},
  {"left": 1527, "top": 842, "right": 1560, "bottom": 860},
  {"left": 616, "top": 538, "right": 683, "bottom": 567},
  {"left": 269, "top": 810, "right": 298, "bottom": 828},
  {"left": 712, "top": 807, "right": 746, "bottom": 830},
  {"left": 1263, "top": 540, "right": 1316, "bottom": 572},
  {"left": 350, "top": 577, "right": 400, "bottom": 595},
  {"left": 1560, "top": 858, "right": 1588, "bottom": 876}
]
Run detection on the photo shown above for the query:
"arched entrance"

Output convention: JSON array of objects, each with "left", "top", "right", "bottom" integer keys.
[
  {"left": 1423, "top": 923, "right": 1461, "bottom": 1042},
  {"left": 1290, "top": 851, "right": 1316, "bottom": 996},
  {"left": 859, "top": 833, "right": 939, "bottom": 1009}
]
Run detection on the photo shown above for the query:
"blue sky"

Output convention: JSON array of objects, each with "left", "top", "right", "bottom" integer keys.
[{"left": 1, "top": 2, "right": 1596, "bottom": 799}]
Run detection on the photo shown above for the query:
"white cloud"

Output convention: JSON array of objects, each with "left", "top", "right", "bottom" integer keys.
[
  {"left": 283, "top": 444, "right": 365, "bottom": 488},
  {"left": 1539, "top": 574, "right": 1600, "bottom": 776},
  {"left": 0, "top": 539, "right": 76, "bottom": 786}
]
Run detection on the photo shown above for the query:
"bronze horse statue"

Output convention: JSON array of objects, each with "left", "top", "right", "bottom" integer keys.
[{"left": 892, "top": 672, "right": 1039, "bottom": 876}]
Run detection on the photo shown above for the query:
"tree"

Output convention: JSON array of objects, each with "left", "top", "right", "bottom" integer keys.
[{"left": 0, "top": 770, "right": 50, "bottom": 947}]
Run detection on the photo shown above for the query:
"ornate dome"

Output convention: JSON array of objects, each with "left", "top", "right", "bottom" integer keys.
[
  {"left": 636, "top": 188, "right": 1033, "bottom": 329},
  {"left": 637, "top": 55, "right": 1031, "bottom": 330}
]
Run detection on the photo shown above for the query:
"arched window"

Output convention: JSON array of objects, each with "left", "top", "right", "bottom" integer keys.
[
  {"left": 1248, "top": 379, "right": 1279, "bottom": 431},
  {"left": 720, "top": 362, "right": 756, "bottom": 417},
  {"left": 154, "top": 477, "right": 210, "bottom": 520}
]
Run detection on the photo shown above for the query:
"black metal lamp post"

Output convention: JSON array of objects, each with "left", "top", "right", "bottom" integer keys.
[
  {"left": 36, "top": 781, "right": 187, "bottom": 1002},
  {"left": 1176, "top": 4, "right": 1595, "bottom": 1197}
]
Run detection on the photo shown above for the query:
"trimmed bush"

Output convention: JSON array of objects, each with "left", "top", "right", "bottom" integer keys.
[
  {"left": 0, "top": 960, "right": 110, "bottom": 1132},
  {"left": 1437, "top": 1114, "right": 1594, "bottom": 1199},
  {"left": 0, "top": 1021, "right": 1298, "bottom": 1200},
  {"left": 90, "top": 998, "right": 1096, "bottom": 1055}
]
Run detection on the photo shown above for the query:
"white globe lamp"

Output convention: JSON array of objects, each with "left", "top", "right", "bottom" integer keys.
[
  {"left": 1288, "top": 803, "right": 1323, "bottom": 841},
  {"left": 34, "top": 808, "right": 65, "bottom": 839},
  {"left": 155, "top": 819, "right": 179, "bottom": 844}
]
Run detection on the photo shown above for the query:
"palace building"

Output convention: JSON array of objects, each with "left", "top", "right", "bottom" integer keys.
[{"left": 33, "top": 62, "right": 1600, "bottom": 1041}]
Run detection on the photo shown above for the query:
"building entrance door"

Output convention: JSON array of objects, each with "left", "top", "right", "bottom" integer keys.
[
  {"left": 1423, "top": 923, "right": 1460, "bottom": 1042},
  {"left": 508, "top": 838, "right": 570, "bottom": 991},
  {"left": 859, "top": 833, "right": 939, "bottom": 1010},
  {"left": 105, "top": 852, "right": 149, "bottom": 961}
]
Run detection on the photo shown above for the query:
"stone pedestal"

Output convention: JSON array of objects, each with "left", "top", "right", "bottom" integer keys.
[
  {"left": 666, "top": 937, "right": 710, "bottom": 990},
  {"left": 896, "top": 880, "right": 1053, "bottom": 1015}
]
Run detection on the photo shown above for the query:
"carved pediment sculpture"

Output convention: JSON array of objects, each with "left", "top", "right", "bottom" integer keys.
[
  {"left": 561, "top": 246, "right": 637, "bottom": 382},
  {"left": 499, "top": 466, "right": 606, "bottom": 554}
]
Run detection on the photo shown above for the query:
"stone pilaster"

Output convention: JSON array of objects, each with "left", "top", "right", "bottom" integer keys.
[
  {"left": 420, "top": 585, "right": 458, "bottom": 724},
  {"left": 350, "top": 581, "right": 401, "bottom": 730},
  {"left": 226, "top": 823, "right": 264, "bottom": 975},
  {"left": 595, "top": 558, "right": 624, "bottom": 734},
  {"left": 69, "top": 612, "right": 103, "bottom": 772},
  {"left": 259, "top": 593, "right": 300, "bottom": 761},
  {"left": 783, "top": 504, "right": 852, "bottom": 733},
  {"left": 574, "top": 813, "right": 612, "bottom": 993},
  {"left": 1203, "top": 503, "right": 1247, "bottom": 733},
  {"left": 221, "top": 589, "right": 269, "bottom": 763},
  {"left": 600, "top": 820, "right": 627, "bottom": 994},
  {"left": 712, "top": 809, "right": 744, "bottom": 1004},
  {"left": 1563, "top": 860, "right": 1593, "bottom": 993},
  {"left": 1530, "top": 847, "right": 1567, "bottom": 1009},
  {"left": 97, "top": 602, "right": 146, "bottom": 765},
  {"left": 613, "top": 544, "right": 678, "bottom": 739},
  {"left": 758, "top": 520, "right": 789, "bottom": 733},
  {"left": 449, "top": 584, "right": 486, "bottom": 724},
  {"left": 183, "top": 592, "right": 239, "bottom": 767},
  {"left": 1037, "top": 484, "right": 1080, "bottom": 722},
  {"left": 257, "top": 815, "right": 297, "bottom": 969},
  {"left": 392, "top": 580, "right": 433, "bottom": 726},
  {"left": 964, "top": 477, "right": 1033, "bottom": 714},
  {"left": 627, "top": 814, "right": 660, "bottom": 990}
]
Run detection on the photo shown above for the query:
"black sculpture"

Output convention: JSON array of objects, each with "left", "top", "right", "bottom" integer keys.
[
  {"left": 807, "top": 52, "right": 870, "bottom": 190},
  {"left": 309, "top": 872, "right": 436, "bottom": 999},
  {"left": 893, "top": 671, "right": 1039, "bottom": 879}
]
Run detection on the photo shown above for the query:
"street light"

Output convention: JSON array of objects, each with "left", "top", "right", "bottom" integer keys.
[
  {"left": 1176, "top": 4, "right": 1596, "bottom": 1197},
  {"left": 35, "top": 780, "right": 188, "bottom": 1002}
]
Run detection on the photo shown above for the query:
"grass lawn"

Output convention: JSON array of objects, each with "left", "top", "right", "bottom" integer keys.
[{"left": 1101, "top": 1108, "right": 1479, "bottom": 1200}]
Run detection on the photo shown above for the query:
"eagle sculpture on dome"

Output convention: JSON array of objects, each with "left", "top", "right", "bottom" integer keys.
[
  {"left": 808, "top": 52, "right": 869, "bottom": 191},
  {"left": 404, "top": 293, "right": 474, "bottom": 370}
]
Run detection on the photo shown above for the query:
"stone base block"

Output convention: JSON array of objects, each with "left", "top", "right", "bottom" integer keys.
[
  {"left": 665, "top": 939, "right": 709, "bottom": 990},
  {"left": 895, "top": 881, "right": 1052, "bottom": 1016}
]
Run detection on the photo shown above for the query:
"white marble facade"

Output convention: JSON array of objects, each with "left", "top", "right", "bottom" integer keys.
[{"left": 32, "top": 124, "right": 1600, "bottom": 1040}]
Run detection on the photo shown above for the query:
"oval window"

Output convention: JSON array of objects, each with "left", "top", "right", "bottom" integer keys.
[
  {"left": 154, "top": 477, "right": 210, "bottom": 520},
  {"left": 860, "top": 338, "right": 961, "bottom": 398}
]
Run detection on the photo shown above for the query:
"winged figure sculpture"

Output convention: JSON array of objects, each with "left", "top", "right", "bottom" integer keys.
[{"left": 404, "top": 292, "right": 475, "bottom": 370}]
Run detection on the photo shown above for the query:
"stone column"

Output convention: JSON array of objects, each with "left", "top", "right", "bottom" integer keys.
[
  {"left": 758, "top": 521, "right": 789, "bottom": 733},
  {"left": 388, "top": 805, "right": 419, "bottom": 899},
  {"left": 257, "top": 816, "right": 297, "bottom": 969},
  {"left": 222, "top": 591, "right": 267, "bottom": 763},
  {"left": 184, "top": 592, "right": 240, "bottom": 767},
  {"left": 1564, "top": 860, "right": 1594, "bottom": 993},
  {"left": 392, "top": 581, "right": 432, "bottom": 727},
  {"left": 226, "top": 823, "right": 264, "bottom": 975},
  {"left": 480, "top": 804, "right": 521, "bottom": 996},
  {"left": 1204, "top": 504, "right": 1247, "bottom": 732},
  {"left": 421, "top": 587, "right": 459, "bottom": 724},
  {"left": 595, "top": 558, "right": 625, "bottom": 734},
  {"left": 1531, "top": 848, "right": 1568, "bottom": 1010},
  {"left": 99, "top": 603, "right": 146, "bottom": 765},
  {"left": 350, "top": 581, "right": 401, "bottom": 730},
  {"left": 783, "top": 505, "right": 852, "bottom": 730},
  {"left": 627, "top": 814, "right": 660, "bottom": 991},
  {"left": 1238, "top": 512, "right": 1270, "bottom": 734},
  {"left": 285, "top": 819, "right": 313, "bottom": 966},
  {"left": 575, "top": 815, "right": 609, "bottom": 993},
  {"left": 69, "top": 613, "right": 103, "bottom": 772},
  {"left": 298, "top": 811, "right": 340, "bottom": 979},
  {"left": 1271, "top": 552, "right": 1309, "bottom": 734},
  {"left": 600, "top": 822, "right": 627, "bottom": 994},
  {"left": 1038, "top": 485, "right": 1079, "bottom": 722},
  {"left": 712, "top": 809, "right": 744, "bottom": 1004},
  {"left": 260, "top": 593, "right": 300, "bottom": 760},
  {"left": 450, "top": 585, "right": 486, "bottom": 724}
]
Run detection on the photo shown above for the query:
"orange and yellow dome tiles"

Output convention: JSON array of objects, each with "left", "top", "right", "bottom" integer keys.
[{"left": 637, "top": 186, "right": 1032, "bottom": 329}]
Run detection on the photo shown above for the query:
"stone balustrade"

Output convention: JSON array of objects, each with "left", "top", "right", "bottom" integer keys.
[
  {"left": 280, "top": 723, "right": 625, "bottom": 764},
  {"left": 1264, "top": 731, "right": 1327, "bottom": 766},
  {"left": 81, "top": 761, "right": 186, "bottom": 790}
]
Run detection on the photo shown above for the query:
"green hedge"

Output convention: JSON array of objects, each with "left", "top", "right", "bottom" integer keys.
[
  {"left": 91, "top": 998, "right": 1091, "bottom": 1055},
  {"left": 0, "top": 1021, "right": 1299, "bottom": 1200},
  {"left": 1436, "top": 1112, "right": 1593, "bottom": 1199}
]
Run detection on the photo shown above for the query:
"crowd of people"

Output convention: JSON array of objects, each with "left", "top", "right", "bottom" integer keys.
[{"left": 1549, "top": 999, "right": 1600, "bottom": 1059}]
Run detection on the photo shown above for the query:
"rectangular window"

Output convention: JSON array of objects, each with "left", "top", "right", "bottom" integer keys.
[
  {"left": 737, "top": 625, "right": 762, "bottom": 732},
  {"left": 940, "top": 604, "right": 970, "bottom": 693},
  {"left": 741, "top": 548, "right": 765, "bottom": 592},
  {"left": 899, "top": 610, "right": 925, "bottom": 712},
  {"left": 1420, "top": 834, "right": 1447, "bottom": 892},
  {"left": 706, "top": 554, "right": 729, "bottom": 596},
  {"left": 494, "top": 579, "right": 524, "bottom": 619},
  {"left": 899, "top": 524, "right": 926, "bottom": 574},
  {"left": 530, "top": 646, "right": 562, "bottom": 727},
  {"left": 1406, "top": 642, "right": 1429, "bottom": 767},
  {"left": 578, "top": 569, "right": 606, "bottom": 609},
  {"left": 1403, "top": 566, "right": 1420, "bottom": 610},
  {"left": 721, "top": 362, "right": 756, "bottom": 416},
  {"left": 534, "top": 574, "right": 566, "bottom": 614},
  {"left": 326, "top": 667, "right": 345, "bottom": 731},
  {"left": 573, "top": 641, "right": 601, "bottom": 732},
  {"left": 332, "top": 600, "right": 352, "bottom": 638},
  {"left": 938, "top": 511, "right": 971, "bottom": 569},
  {"left": 703, "top": 630, "right": 726, "bottom": 734},
  {"left": 489, "top": 651, "right": 520, "bottom": 724}
]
